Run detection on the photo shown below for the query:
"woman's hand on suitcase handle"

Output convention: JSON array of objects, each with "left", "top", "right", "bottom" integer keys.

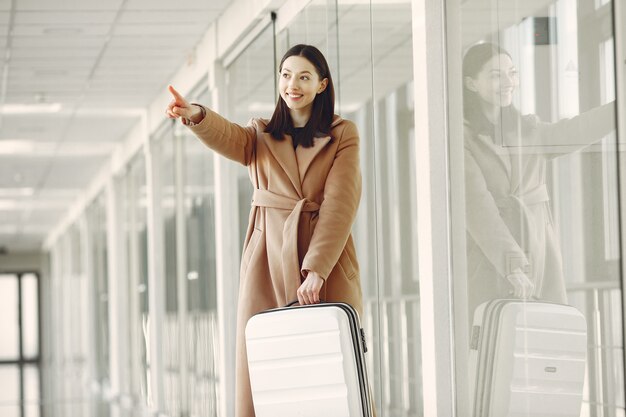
[
  {"left": 506, "top": 267, "right": 535, "bottom": 299},
  {"left": 297, "top": 271, "right": 324, "bottom": 305}
]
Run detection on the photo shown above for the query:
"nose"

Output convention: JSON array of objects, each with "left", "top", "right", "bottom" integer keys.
[{"left": 288, "top": 77, "right": 299, "bottom": 89}]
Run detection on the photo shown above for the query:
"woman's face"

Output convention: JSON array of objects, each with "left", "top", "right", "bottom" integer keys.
[
  {"left": 279, "top": 55, "right": 328, "bottom": 120},
  {"left": 465, "top": 53, "right": 519, "bottom": 108}
]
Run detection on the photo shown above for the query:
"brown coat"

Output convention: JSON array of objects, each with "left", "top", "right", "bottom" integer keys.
[{"left": 189, "top": 107, "right": 363, "bottom": 417}]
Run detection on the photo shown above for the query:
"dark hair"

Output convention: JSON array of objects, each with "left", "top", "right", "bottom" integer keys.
[
  {"left": 265, "top": 44, "right": 335, "bottom": 148},
  {"left": 462, "top": 43, "right": 530, "bottom": 138}
]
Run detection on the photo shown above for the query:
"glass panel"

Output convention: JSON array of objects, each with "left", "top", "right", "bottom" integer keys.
[
  {"left": 0, "top": 365, "right": 20, "bottom": 417},
  {"left": 124, "top": 153, "right": 150, "bottom": 404},
  {"left": 87, "top": 193, "right": 110, "bottom": 384},
  {"left": 369, "top": 1, "right": 420, "bottom": 414},
  {"left": 0, "top": 275, "right": 19, "bottom": 360},
  {"left": 158, "top": 123, "right": 180, "bottom": 417},
  {"left": 226, "top": 22, "right": 274, "bottom": 249},
  {"left": 23, "top": 364, "right": 40, "bottom": 417},
  {"left": 21, "top": 273, "right": 39, "bottom": 359},
  {"left": 449, "top": 0, "right": 623, "bottom": 415},
  {"left": 183, "top": 87, "right": 220, "bottom": 417},
  {"left": 275, "top": 0, "right": 421, "bottom": 415}
]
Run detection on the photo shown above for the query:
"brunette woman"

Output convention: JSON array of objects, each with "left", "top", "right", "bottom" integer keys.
[
  {"left": 166, "top": 44, "right": 364, "bottom": 417},
  {"left": 463, "top": 42, "right": 615, "bottom": 315}
]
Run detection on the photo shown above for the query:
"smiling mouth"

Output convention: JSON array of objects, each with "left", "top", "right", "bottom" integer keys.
[{"left": 286, "top": 92, "right": 303, "bottom": 99}]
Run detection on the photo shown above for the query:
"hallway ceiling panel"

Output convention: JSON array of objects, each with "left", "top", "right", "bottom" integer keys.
[
  {"left": 16, "top": 0, "right": 125, "bottom": 11},
  {"left": 0, "top": 0, "right": 234, "bottom": 254},
  {"left": 2, "top": 115, "right": 69, "bottom": 142}
]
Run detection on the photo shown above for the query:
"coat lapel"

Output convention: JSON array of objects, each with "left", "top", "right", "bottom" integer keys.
[
  {"left": 296, "top": 116, "right": 343, "bottom": 183},
  {"left": 263, "top": 132, "right": 303, "bottom": 197},
  {"left": 475, "top": 133, "right": 512, "bottom": 182},
  {"left": 296, "top": 135, "right": 331, "bottom": 183}
]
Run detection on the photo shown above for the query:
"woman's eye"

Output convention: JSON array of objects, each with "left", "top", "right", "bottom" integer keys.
[
  {"left": 301, "top": 76, "right": 309, "bottom": 80},
  {"left": 282, "top": 73, "right": 289, "bottom": 78}
]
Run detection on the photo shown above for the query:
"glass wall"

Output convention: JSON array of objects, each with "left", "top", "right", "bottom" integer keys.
[
  {"left": 181, "top": 87, "right": 221, "bottom": 417},
  {"left": 85, "top": 194, "right": 109, "bottom": 389},
  {"left": 39, "top": 1, "right": 625, "bottom": 417},
  {"left": 272, "top": 0, "right": 419, "bottom": 415},
  {"left": 447, "top": 0, "right": 624, "bottom": 415},
  {"left": 157, "top": 121, "right": 181, "bottom": 417},
  {"left": 225, "top": 22, "right": 274, "bottom": 248},
  {"left": 122, "top": 153, "right": 150, "bottom": 405}
]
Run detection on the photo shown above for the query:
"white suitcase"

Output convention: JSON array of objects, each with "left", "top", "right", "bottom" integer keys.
[
  {"left": 469, "top": 299, "right": 588, "bottom": 417},
  {"left": 245, "top": 302, "right": 373, "bottom": 417}
]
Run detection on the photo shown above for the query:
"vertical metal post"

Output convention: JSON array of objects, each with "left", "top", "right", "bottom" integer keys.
[
  {"left": 174, "top": 122, "right": 190, "bottom": 416},
  {"left": 211, "top": 62, "right": 241, "bottom": 417},
  {"left": 105, "top": 176, "right": 128, "bottom": 401},
  {"left": 79, "top": 213, "right": 97, "bottom": 398},
  {"left": 611, "top": 2, "right": 626, "bottom": 415},
  {"left": 411, "top": 0, "right": 456, "bottom": 416},
  {"left": 144, "top": 111, "right": 166, "bottom": 412}
]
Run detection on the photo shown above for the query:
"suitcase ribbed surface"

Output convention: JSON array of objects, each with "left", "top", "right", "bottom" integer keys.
[
  {"left": 246, "top": 304, "right": 369, "bottom": 417},
  {"left": 472, "top": 300, "right": 587, "bottom": 417}
]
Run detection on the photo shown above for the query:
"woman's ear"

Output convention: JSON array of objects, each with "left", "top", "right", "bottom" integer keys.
[
  {"left": 464, "top": 76, "right": 478, "bottom": 92},
  {"left": 317, "top": 78, "right": 328, "bottom": 94}
]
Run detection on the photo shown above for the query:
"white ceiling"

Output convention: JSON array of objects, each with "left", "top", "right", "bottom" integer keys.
[
  {"left": 0, "top": 0, "right": 233, "bottom": 253},
  {"left": 0, "top": 0, "right": 564, "bottom": 254}
]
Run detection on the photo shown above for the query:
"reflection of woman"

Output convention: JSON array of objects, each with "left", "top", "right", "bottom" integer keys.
[
  {"left": 463, "top": 43, "right": 615, "bottom": 314},
  {"left": 166, "top": 44, "right": 363, "bottom": 417}
]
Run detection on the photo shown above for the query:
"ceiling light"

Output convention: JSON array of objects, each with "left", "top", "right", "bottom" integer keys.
[
  {"left": 43, "top": 28, "right": 82, "bottom": 36},
  {"left": 0, "top": 188, "right": 35, "bottom": 197},
  {"left": 1, "top": 103, "right": 62, "bottom": 114},
  {"left": 0, "top": 140, "right": 35, "bottom": 154},
  {"left": 0, "top": 200, "right": 18, "bottom": 210}
]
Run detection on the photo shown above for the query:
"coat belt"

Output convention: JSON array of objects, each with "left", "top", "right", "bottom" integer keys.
[
  {"left": 495, "top": 183, "right": 549, "bottom": 208},
  {"left": 494, "top": 184, "right": 550, "bottom": 270},
  {"left": 251, "top": 189, "right": 321, "bottom": 300}
]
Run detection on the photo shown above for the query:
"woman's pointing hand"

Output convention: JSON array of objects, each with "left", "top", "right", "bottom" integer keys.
[{"left": 166, "top": 85, "right": 204, "bottom": 124}]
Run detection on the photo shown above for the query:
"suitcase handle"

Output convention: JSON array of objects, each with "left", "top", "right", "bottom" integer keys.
[{"left": 285, "top": 299, "right": 327, "bottom": 307}]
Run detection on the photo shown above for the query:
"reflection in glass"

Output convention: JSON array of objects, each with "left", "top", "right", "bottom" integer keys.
[
  {"left": 454, "top": 0, "right": 623, "bottom": 415},
  {"left": 463, "top": 43, "right": 615, "bottom": 312}
]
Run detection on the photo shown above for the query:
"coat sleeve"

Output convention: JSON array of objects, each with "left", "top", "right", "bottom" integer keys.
[
  {"left": 465, "top": 147, "right": 530, "bottom": 277},
  {"left": 523, "top": 102, "right": 616, "bottom": 158},
  {"left": 187, "top": 105, "right": 256, "bottom": 166},
  {"left": 301, "top": 121, "right": 362, "bottom": 280}
]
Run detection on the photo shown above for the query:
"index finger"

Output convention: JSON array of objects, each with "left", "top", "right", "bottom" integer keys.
[{"left": 168, "top": 85, "right": 187, "bottom": 105}]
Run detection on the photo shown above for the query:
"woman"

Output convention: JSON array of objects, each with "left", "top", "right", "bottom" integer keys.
[
  {"left": 166, "top": 44, "right": 363, "bottom": 417},
  {"left": 463, "top": 43, "right": 615, "bottom": 315}
]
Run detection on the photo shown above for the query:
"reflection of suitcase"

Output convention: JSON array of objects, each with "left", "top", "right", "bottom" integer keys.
[
  {"left": 245, "top": 302, "right": 373, "bottom": 417},
  {"left": 469, "top": 299, "right": 587, "bottom": 417}
]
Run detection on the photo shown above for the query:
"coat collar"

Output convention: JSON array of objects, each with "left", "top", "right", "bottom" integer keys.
[
  {"left": 259, "top": 115, "right": 343, "bottom": 197},
  {"left": 465, "top": 120, "right": 512, "bottom": 184}
]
